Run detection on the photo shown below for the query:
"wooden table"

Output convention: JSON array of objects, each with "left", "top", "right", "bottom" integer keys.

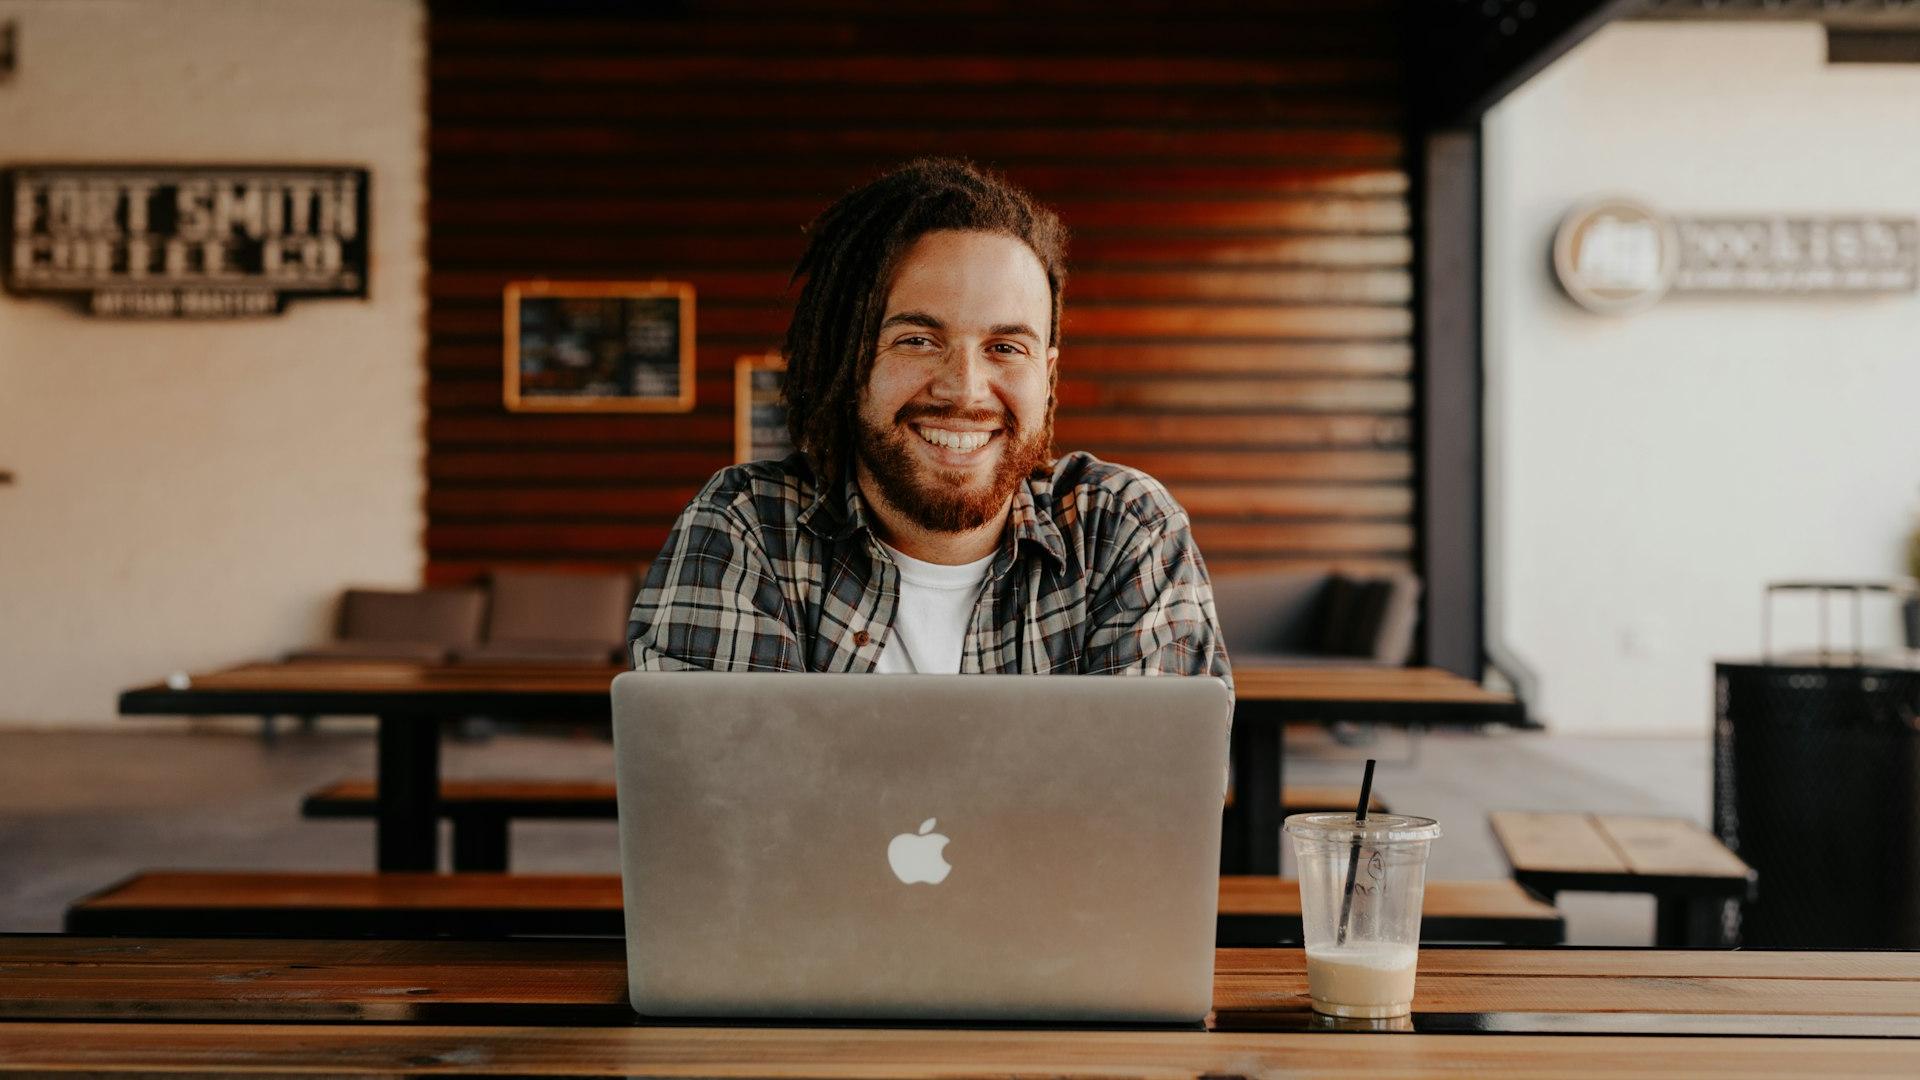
[
  {"left": 120, "top": 661, "right": 625, "bottom": 872},
  {"left": 2, "top": 937, "right": 1916, "bottom": 1076},
  {"left": 1491, "top": 811, "right": 1758, "bottom": 947},
  {"left": 68, "top": 872, "right": 1566, "bottom": 945},
  {"left": 121, "top": 661, "right": 1522, "bottom": 876},
  {"left": 1230, "top": 665, "right": 1527, "bottom": 873}
]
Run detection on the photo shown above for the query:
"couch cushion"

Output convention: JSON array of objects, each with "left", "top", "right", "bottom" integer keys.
[
  {"left": 337, "top": 587, "right": 486, "bottom": 647},
  {"left": 1210, "top": 571, "right": 1330, "bottom": 658},
  {"left": 1314, "top": 573, "right": 1421, "bottom": 662},
  {"left": 485, "top": 569, "right": 634, "bottom": 649}
]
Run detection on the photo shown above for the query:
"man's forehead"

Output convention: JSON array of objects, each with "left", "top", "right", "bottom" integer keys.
[{"left": 881, "top": 230, "right": 1051, "bottom": 330}]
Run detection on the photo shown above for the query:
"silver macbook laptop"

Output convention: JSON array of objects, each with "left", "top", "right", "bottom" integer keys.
[{"left": 611, "top": 671, "right": 1231, "bottom": 1023}]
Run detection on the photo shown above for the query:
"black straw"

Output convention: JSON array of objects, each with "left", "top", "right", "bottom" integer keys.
[{"left": 1334, "top": 758, "right": 1377, "bottom": 946}]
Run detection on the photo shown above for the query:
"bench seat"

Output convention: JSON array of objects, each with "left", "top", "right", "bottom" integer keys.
[
  {"left": 1489, "top": 811, "right": 1757, "bottom": 946},
  {"left": 305, "top": 780, "right": 1390, "bottom": 872},
  {"left": 68, "top": 872, "right": 1561, "bottom": 944}
]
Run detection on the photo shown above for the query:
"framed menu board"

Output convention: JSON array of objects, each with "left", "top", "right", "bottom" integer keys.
[
  {"left": 503, "top": 281, "right": 694, "bottom": 412},
  {"left": 734, "top": 353, "right": 792, "bottom": 463}
]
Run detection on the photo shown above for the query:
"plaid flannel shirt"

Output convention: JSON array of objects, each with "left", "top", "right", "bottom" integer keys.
[{"left": 627, "top": 450, "right": 1232, "bottom": 691}]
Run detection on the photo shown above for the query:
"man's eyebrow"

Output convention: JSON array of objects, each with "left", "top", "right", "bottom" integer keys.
[
  {"left": 878, "top": 311, "right": 944, "bottom": 331},
  {"left": 988, "top": 322, "right": 1041, "bottom": 340}
]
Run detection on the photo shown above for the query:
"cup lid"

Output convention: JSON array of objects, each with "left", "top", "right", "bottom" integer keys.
[{"left": 1283, "top": 811, "right": 1441, "bottom": 843}]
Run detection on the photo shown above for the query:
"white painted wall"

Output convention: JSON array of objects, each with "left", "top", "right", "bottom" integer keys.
[
  {"left": 1485, "top": 22, "right": 1920, "bottom": 735},
  {"left": 0, "top": 0, "right": 425, "bottom": 725}
]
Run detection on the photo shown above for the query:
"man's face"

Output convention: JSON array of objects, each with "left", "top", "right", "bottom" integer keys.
[{"left": 855, "top": 229, "right": 1058, "bottom": 535}]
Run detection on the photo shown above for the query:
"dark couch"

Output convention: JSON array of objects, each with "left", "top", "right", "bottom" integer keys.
[{"left": 1212, "top": 570, "right": 1421, "bottom": 668}]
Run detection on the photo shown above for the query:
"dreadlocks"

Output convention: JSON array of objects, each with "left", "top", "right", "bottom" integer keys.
[{"left": 781, "top": 158, "right": 1068, "bottom": 487}]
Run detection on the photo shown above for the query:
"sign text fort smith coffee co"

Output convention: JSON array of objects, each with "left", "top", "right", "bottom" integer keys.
[{"left": 3, "top": 165, "right": 368, "bottom": 317}]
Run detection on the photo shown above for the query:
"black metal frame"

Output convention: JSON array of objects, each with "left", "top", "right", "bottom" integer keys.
[{"left": 1402, "top": 0, "right": 1642, "bottom": 680}]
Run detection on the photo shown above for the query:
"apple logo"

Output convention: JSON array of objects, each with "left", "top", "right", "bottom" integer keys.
[{"left": 887, "top": 817, "right": 952, "bottom": 885}]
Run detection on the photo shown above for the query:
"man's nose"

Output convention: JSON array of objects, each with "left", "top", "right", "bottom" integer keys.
[{"left": 928, "top": 345, "right": 992, "bottom": 403}]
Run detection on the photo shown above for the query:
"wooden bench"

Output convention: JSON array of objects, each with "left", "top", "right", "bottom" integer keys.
[
  {"left": 306, "top": 780, "right": 1389, "bottom": 872},
  {"left": 1490, "top": 811, "right": 1758, "bottom": 947},
  {"left": 68, "top": 872, "right": 1559, "bottom": 944},
  {"left": 302, "top": 780, "right": 618, "bottom": 872}
]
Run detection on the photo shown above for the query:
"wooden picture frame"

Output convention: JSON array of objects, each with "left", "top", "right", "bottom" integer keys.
[
  {"left": 503, "top": 280, "right": 695, "bottom": 413},
  {"left": 734, "top": 353, "right": 791, "bottom": 463}
]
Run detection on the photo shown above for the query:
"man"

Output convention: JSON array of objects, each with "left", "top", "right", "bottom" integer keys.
[{"left": 628, "top": 158, "right": 1229, "bottom": 686}]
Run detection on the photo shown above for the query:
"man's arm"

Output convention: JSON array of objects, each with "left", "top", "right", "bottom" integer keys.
[
  {"left": 1078, "top": 495, "right": 1233, "bottom": 692},
  {"left": 628, "top": 492, "right": 805, "bottom": 672}
]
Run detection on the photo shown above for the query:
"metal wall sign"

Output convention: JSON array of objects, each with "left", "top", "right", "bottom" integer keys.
[
  {"left": 4, "top": 165, "right": 369, "bottom": 317},
  {"left": 1554, "top": 198, "right": 1919, "bottom": 315}
]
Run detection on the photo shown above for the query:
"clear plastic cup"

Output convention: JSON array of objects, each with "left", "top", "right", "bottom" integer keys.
[{"left": 1284, "top": 811, "right": 1441, "bottom": 1018}]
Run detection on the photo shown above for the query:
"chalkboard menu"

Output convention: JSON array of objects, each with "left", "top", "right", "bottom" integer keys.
[
  {"left": 734, "top": 354, "right": 792, "bottom": 463},
  {"left": 4, "top": 165, "right": 369, "bottom": 317},
  {"left": 503, "top": 281, "right": 695, "bottom": 413}
]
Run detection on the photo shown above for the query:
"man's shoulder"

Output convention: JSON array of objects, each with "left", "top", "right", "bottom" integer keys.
[
  {"left": 1043, "top": 450, "right": 1187, "bottom": 534},
  {"left": 687, "top": 453, "right": 819, "bottom": 528}
]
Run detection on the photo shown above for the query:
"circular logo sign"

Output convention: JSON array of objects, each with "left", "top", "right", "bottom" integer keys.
[{"left": 1553, "top": 199, "right": 1678, "bottom": 315}]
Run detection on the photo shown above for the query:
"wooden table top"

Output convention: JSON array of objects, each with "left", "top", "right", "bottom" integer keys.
[
  {"left": 5, "top": 937, "right": 1917, "bottom": 1035},
  {"left": 130, "top": 663, "right": 1516, "bottom": 703},
  {"left": 1233, "top": 665, "right": 1515, "bottom": 707},
  {"left": 144, "top": 659, "right": 627, "bottom": 695},
  {"left": 3, "top": 1023, "right": 1914, "bottom": 1077},
  {"left": 4, "top": 940, "right": 1919, "bottom": 1076},
  {"left": 121, "top": 660, "right": 1522, "bottom": 723},
  {"left": 71, "top": 872, "right": 1563, "bottom": 943},
  {"left": 1491, "top": 812, "right": 1757, "bottom": 896}
]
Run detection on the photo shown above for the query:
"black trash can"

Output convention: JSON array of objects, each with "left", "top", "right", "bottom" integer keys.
[{"left": 1714, "top": 661, "right": 1920, "bottom": 947}]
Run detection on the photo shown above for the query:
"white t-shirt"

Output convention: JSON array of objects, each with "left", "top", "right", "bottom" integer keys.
[{"left": 873, "top": 541, "right": 995, "bottom": 674}]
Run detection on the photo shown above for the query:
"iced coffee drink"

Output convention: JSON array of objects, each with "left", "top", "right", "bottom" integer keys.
[{"left": 1285, "top": 812, "right": 1440, "bottom": 1019}]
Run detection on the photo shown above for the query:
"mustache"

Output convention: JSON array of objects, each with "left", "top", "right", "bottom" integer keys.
[{"left": 893, "top": 403, "right": 1013, "bottom": 431}]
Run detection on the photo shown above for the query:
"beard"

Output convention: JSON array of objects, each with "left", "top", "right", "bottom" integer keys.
[{"left": 855, "top": 403, "right": 1050, "bottom": 534}]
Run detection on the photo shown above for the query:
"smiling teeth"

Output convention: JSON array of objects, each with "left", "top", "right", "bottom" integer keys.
[{"left": 918, "top": 428, "right": 991, "bottom": 452}]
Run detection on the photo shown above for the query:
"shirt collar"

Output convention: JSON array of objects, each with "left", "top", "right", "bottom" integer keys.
[
  {"left": 797, "top": 465, "right": 871, "bottom": 544},
  {"left": 799, "top": 464, "right": 1068, "bottom": 572}
]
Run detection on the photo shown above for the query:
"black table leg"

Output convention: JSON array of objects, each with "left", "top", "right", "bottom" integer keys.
[
  {"left": 1232, "top": 718, "right": 1285, "bottom": 875},
  {"left": 1655, "top": 895, "right": 1731, "bottom": 947},
  {"left": 376, "top": 715, "right": 440, "bottom": 872}
]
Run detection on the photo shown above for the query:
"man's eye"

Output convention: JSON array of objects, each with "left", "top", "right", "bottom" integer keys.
[
  {"left": 991, "top": 342, "right": 1027, "bottom": 356},
  {"left": 897, "top": 335, "right": 933, "bottom": 348}
]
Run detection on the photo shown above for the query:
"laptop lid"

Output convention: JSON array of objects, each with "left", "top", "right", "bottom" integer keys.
[{"left": 611, "top": 671, "right": 1230, "bottom": 1023}]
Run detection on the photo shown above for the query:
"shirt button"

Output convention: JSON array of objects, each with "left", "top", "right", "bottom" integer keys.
[{"left": 853, "top": 630, "right": 870, "bottom": 646}]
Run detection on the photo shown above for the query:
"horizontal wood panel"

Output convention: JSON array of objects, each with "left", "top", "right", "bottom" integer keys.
[
  {"left": 422, "top": 555, "right": 1418, "bottom": 586},
  {"left": 431, "top": 341, "right": 1413, "bottom": 378},
  {"left": 428, "top": 3, "right": 1415, "bottom": 586},
  {"left": 433, "top": 88, "right": 1403, "bottom": 126},
  {"left": 430, "top": 231, "right": 1413, "bottom": 269},
  {"left": 432, "top": 196, "right": 1409, "bottom": 233},
  {"left": 432, "top": 268, "right": 1411, "bottom": 305},
  {"left": 432, "top": 304, "right": 1409, "bottom": 340},
  {"left": 425, "top": 481, "right": 1412, "bottom": 522},
  {"left": 639, "top": 0, "right": 1403, "bottom": 15},
  {"left": 427, "top": 449, "right": 1411, "bottom": 484},
  {"left": 424, "top": 521, "right": 1408, "bottom": 559},
  {"left": 432, "top": 162, "right": 1410, "bottom": 198},
  {"left": 431, "top": 415, "right": 1409, "bottom": 451},
  {"left": 427, "top": 18, "right": 1396, "bottom": 56},
  {"left": 425, "top": 374, "right": 1414, "bottom": 416},
  {"left": 431, "top": 127, "right": 1403, "bottom": 162},
  {"left": 432, "top": 55, "right": 1398, "bottom": 88}
]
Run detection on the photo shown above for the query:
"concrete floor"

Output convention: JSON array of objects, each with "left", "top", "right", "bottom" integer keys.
[{"left": 0, "top": 722, "right": 1710, "bottom": 944}]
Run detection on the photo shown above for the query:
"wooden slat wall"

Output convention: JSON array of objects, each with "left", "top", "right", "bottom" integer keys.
[{"left": 426, "top": 0, "right": 1412, "bottom": 584}]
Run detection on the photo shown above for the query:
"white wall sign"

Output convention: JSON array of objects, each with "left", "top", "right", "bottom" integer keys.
[{"left": 1554, "top": 198, "right": 1919, "bottom": 314}]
